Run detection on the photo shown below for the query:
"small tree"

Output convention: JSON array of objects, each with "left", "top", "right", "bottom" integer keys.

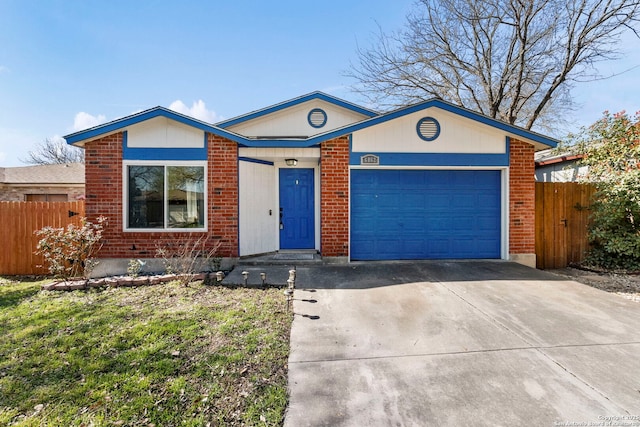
[
  {"left": 35, "top": 217, "right": 106, "bottom": 280},
  {"left": 574, "top": 111, "right": 640, "bottom": 270}
]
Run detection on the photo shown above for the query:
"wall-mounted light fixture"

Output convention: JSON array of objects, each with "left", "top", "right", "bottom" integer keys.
[{"left": 285, "top": 158, "right": 298, "bottom": 167}]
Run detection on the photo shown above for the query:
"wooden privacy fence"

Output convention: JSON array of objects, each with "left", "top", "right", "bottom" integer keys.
[
  {"left": 535, "top": 182, "right": 595, "bottom": 269},
  {"left": 0, "top": 201, "right": 85, "bottom": 275}
]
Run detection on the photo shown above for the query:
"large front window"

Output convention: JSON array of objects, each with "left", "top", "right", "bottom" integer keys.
[{"left": 127, "top": 163, "right": 205, "bottom": 230}]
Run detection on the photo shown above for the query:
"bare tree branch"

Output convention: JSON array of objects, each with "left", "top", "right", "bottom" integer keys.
[
  {"left": 21, "top": 138, "right": 84, "bottom": 165},
  {"left": 348, "top": 0, "right": 640, "bottom": 130}
]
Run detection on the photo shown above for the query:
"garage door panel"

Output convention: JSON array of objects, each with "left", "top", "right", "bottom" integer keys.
[{"left": 351, "top": 170, "right": 501, "bottom": 260}]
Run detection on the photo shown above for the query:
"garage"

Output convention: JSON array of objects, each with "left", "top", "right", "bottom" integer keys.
[{"left": 350, "top": 169, "right": 502, "bottom": 260}]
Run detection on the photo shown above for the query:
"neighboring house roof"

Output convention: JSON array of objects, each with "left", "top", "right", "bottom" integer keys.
[
  {"left": 535, "top": 149, "right": 584, "bottom": 167},
  {"left": 64, "top": 93, "right": 559, "bottom": 150},
  {"left": 0, "top": 163, "right": 84, "bottom": 185}
]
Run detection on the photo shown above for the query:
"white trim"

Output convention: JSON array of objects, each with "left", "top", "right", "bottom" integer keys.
[
  {"left": 122, "top": 160, "right": 208, "bottom": 233},
  {"left": 348, "top": 165, "right": 509, "bottom": 261},
  {"left": 349, "top": 165, "right": 504, "bottom": 170},
  {"left": 502, "top": 168, "right": 510, "bottom": 260}
]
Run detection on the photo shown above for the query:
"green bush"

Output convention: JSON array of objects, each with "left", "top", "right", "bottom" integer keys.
[{"left": 573, "top": 111, "right": 640, "bottom": 270}]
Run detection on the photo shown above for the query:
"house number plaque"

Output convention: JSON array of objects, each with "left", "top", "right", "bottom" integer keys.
[{"left": 360, "top": 154, "right": 380, "bottom": 165}]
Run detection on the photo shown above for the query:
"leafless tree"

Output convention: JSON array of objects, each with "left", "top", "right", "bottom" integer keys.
[
  {"left": 349, "top": 0, "right": 640, "bottom": 131},
  {"left": 21, "top": 138, "right": 84, "bottom": 165}
]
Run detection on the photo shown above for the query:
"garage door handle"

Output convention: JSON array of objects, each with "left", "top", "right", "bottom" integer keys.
[{"left": 560, "top": 219, "right": 567, "bottom": 227}]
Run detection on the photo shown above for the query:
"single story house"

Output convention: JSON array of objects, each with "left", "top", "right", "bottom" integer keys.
[
  {"left": 0, "top": 163, "right": 85, "bottom": 201},
  {"left": 535, "top": 149, "right": 586, "bottom": 182},
  {"left": 64, "top": 91, "right": 558, "bottom": 274}
]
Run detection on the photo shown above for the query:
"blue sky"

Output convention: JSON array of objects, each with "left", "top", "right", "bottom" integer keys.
[{"left": 1, "top": 1, "right": 638, "bottom": 167}]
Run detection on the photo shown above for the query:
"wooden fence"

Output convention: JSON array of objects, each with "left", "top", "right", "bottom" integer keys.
[
  {"left": 535, "top": 182, "right": 595, "bottom": 269},
  {"left": 0, "top": 187, "right": 595, "bottom": 274},
  {"left": 0, "top": 201, "right": 86, "bottom": 275}
]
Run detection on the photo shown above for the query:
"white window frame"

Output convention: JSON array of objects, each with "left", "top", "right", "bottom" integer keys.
[{"left": 123, "top": 160, "right": 208, "bottom": 232}]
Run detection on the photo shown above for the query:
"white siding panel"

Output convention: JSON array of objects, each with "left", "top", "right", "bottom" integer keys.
[
  {"left": 352, "top": 108, "right": 505, "bottom": 154},
  {"left": 229, "top": 100, "right": 368, "bottom": 137},
  {"left": 127, "top": 117, "right": 204, "bottom": 148},
  {"left": 535, "top": 162, "right": 588, "bottom": 182},
  {"left": 239, "top": 147, "right": 320, "bottom": 162},
  {"left": 239, "top": 161, "right": 278, "bottom": 256}
]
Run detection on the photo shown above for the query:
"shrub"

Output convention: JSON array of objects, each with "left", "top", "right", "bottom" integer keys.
[
  {"left": 35, "top": 217, "right": 106, "bottom": 280},
  {"left": 127, "top": 259, "right": 144, "bottom": 278},
  {"left": 155, "top": 236, "right": 221, "bottom": 286},
  {"left": 574, "top": 111, "right": 640, "bottom": 270}
]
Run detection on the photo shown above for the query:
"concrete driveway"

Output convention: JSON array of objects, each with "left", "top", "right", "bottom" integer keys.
[{"left": 283, "top": 261, "right": 640, "bottom": 427}]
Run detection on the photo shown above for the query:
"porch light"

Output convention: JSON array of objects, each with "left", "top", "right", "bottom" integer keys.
[{"left": 285, "top": 158, "right": 298, "bottom": 166}]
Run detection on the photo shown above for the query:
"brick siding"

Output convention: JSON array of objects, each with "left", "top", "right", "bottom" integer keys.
[
  {"left": 509, "top": 138, "right": 535, "bottom": 254},
  {"left": 320, "top": 136, "right": 350, "bottom": 257},
  {"left": 84, "top": 131, "right": 238, "bottom": 259},
  {"left": 0, "top": 186, "right": 84, "bottom": 201}
]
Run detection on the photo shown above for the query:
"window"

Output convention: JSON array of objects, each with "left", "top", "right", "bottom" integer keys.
[{"left": 126, "top": 163, "right": 206, "bottom": 230}]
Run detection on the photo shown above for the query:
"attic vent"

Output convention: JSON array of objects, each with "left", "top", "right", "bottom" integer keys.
[
  {"left": 417, "top": 117, "right": 440, "bottom": 141},
  {"left": 308, "top": 108, "right": 327, "bottom": 128}
]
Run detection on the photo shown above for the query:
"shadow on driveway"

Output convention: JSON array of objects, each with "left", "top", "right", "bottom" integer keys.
[{"left": 293, "top": 260, "right": 562, "bottom": 289}]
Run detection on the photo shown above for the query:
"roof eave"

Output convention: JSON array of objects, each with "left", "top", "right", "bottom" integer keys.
[
  {"left": 294, "top": 98, "right": 560, "bottom": 149},
  {"left": 215, "top": 91, "right": 379, "bottom": 129},
  {"left": 63, "top": 107, "right": 250, "bottom": 147}
]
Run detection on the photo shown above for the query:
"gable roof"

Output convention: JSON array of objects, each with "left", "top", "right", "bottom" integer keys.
[
  {"left": 64, "top": 94, "right": 558, "bottom": 150},
  {"left": 304, "top": 97, "right": 559, "bottom": 150},
  {"left": 64, "top": 107, "right": 249, "bottom": 146},
  {"left": 215, "top": 91, "right": 379, "bottom": 129},
  {"left": 0, "top": 163, "right": 84, "bottom": 185}
]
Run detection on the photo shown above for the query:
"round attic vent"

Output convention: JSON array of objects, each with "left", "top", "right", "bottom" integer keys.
[
  {"left": 308, "top": 108, "right": 327, "bottom": 128},
  {"left": 416, "top": 117, "right": 441, "bottom": 141}
]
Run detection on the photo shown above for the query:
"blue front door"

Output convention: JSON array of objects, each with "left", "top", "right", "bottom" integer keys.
[{"left": 279, "top": 168, "right": 315, "bottom": 249}]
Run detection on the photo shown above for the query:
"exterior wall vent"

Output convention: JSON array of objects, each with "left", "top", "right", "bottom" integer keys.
[
  {"left": 417, "top": 117, "right": 441, "bottom": 141},
  {"left": 308, "top": 108, "right": 327, "bottom": 128},
  {"left": 360, "top": 154, "right": 380, "bottom": 165}
]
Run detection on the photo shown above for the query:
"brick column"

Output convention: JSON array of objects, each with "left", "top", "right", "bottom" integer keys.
[
  {"left": 509, "top": 138, "right": 536, "bottom": 267},
  {"left": 84, "top": 132, "right": 125, "bottom": 257},
  {"left": 208, "top": 133, "right": 239, "bottom": 257},
  {"left": 320, "top": 136, "right": 350, "bottom": 257}
]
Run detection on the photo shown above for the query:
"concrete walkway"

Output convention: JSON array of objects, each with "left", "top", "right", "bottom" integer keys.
[{"left": 280, "top": 261, "right": 640, "bottom": 427}]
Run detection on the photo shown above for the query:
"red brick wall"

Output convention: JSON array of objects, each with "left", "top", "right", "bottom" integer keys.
[
  {"left": 207, "top": 133, "right": 239, "bottom": 257},
  {"left": 320, "top": 136, "right": 350, "bottom": 257},
  {"left": 509, "top": 138, "right": 535, "bottom": 254},
  {"left": 84, "top": 131, "right": 238, "bottom": 259}
]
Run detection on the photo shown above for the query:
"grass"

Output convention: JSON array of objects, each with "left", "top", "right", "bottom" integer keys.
[{"left": 0, "top": 277, "right": 291, "bottom": 426}]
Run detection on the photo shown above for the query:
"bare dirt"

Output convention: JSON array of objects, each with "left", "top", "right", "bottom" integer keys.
[{"left": 548, "top": 267, "right": 640, "bottom": 303}]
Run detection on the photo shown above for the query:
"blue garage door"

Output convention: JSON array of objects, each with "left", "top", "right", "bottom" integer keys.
[{"left": 351, "top": 170, "right": 501, "bottom": 260}]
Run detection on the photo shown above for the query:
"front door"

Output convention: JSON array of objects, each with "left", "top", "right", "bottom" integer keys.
[{"left": 279, "top": 168, "right": 314, "bottom": 249}]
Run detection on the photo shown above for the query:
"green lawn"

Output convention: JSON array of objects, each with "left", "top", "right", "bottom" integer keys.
[{"left": 0, "top": 277, "right": 291, "bottom": 426}]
